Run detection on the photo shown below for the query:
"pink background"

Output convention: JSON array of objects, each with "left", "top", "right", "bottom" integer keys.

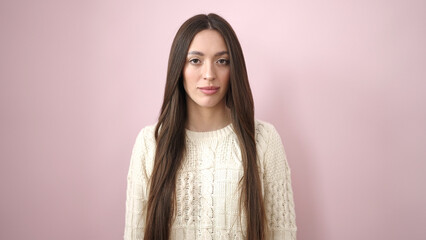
[{"left": 1, "top": 0, "right": 425, "bottom": 239}]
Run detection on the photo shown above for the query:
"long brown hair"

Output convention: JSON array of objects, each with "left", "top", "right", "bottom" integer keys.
[{"left": 145, "top": 13, "right": 266, "bottom": 240}]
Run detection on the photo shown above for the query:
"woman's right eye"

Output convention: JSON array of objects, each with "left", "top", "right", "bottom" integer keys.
[{"left": 189, "top": 59, "right": 201, "bottom": 64}]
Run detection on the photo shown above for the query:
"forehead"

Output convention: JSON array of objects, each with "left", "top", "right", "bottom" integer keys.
[{"left": 187, "top": 29, "right": 228, "bottom": 54}]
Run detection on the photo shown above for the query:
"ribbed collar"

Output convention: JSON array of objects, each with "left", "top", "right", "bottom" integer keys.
[{"left": 185, "top": 123, "right": 234, "bottom": 140}]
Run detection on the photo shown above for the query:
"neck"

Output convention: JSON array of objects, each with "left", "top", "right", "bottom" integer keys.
[{"left": 186, "top": 101, "right": 231, "bottom": 132}]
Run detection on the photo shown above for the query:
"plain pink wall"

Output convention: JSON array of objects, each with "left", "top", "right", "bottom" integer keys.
[{"left": 1, "top": 0, "right": 425, "bottom": 239}]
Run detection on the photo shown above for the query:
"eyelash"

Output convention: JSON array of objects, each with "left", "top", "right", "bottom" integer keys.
[
  {"left": 217, "top": 59, "right": 230, "bottom": 65},
  {"left": 189, "top": 59, "right": 201, "bottom": 64},
  {"left": 188, "top": 58, "right": 230, "bottom": 65}
]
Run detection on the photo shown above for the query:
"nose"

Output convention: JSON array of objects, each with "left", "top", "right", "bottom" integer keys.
[{"left": 202, "top": 61, "right": 216, "bottom": 81}]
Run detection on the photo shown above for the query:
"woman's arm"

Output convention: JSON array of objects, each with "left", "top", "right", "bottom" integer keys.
[
  {"left": 124, "top": 128, "right": 149, "bottom": 240},
  {"left": 262, "top": 124, "right": 297, "bottom": 240}
]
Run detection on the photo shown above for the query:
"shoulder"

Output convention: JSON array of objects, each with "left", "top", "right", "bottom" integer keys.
[
  {"left": 131, "top": 123, "right": 157, "bottom": 163},
  {"left": 128, "top": 123, "right": 157, "bottom": 180},
  {"left": 137, "top": 123, "right": 156, "bottom": 137},
  {"left": 255, "top": 119, "right": 285, "bottom": 157},
  {"left": 255, "top": 119, "right": 276, "bottom": 135},
  {"left": 255, "top": 119, "right": 281, "bottom": 145},
  {"left": 134, "top": 123, "right": 156, "bottom": 148}
]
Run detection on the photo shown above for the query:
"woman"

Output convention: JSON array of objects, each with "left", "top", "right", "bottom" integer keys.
[{"left": 124, "top": 13, "right": 297, "bottom": 240}]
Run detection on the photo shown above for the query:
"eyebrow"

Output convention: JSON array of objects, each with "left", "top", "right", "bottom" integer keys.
[{"left": 187, "top": 50, "right": 229, "bottom": 57}]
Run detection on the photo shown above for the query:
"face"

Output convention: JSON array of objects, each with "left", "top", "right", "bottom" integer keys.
[{"left": 183, "top": 29, "right": 230, "bottom": 110}]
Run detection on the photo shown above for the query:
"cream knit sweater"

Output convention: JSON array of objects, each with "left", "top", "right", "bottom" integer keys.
[{"left": 124, "top": 120, "right": 297, "bottom": 240}]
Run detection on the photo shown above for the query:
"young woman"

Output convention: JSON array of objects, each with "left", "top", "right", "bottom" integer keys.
[{"left": 124, "top": 13, "right": 297, "bottom": 240}]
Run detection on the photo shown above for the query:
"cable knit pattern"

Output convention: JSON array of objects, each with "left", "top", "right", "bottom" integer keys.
[{"left": 124, "top": 120, "right": 297, "bottom": 240}]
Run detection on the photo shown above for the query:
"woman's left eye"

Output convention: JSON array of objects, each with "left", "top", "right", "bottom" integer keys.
[{"left": 217, "top": 59, "right": 229, "bottom": 65}]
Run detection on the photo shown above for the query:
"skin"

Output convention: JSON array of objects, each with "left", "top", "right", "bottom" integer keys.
[{"left": 183, "top": 29, "right": 231, "bottom": 132}]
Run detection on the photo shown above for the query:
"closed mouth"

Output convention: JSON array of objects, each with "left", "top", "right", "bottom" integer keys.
[{"left": 198, "top": 86, "right": 220, "bottom": 90}]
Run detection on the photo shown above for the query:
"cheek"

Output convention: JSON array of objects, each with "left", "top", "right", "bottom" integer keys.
[
  {"left": 220, "top": 69, "right": 231, "bottom": 87},
  {"left": 183, "top": 66, "right": 198, "bottom": 89}
]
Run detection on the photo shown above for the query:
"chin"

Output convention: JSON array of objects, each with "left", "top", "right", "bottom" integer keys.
[
  {"left": 187, "top": 94, "right": 227, "bottom": 109},
  {"left": 194, "top": 99, "right": 224, "bottom": 109}
]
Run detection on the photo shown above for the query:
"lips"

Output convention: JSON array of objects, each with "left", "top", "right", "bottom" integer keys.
[{"left": 198, "top": 86, "right": 220, "bottom": 95}]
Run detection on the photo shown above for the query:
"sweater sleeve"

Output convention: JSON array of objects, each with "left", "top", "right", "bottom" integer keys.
[
  {"left": 262, "top": 124, "right": 297, "bottom": 240},
  {"left": 124, "top": 128, "right": 149, "bottom": 240}
]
